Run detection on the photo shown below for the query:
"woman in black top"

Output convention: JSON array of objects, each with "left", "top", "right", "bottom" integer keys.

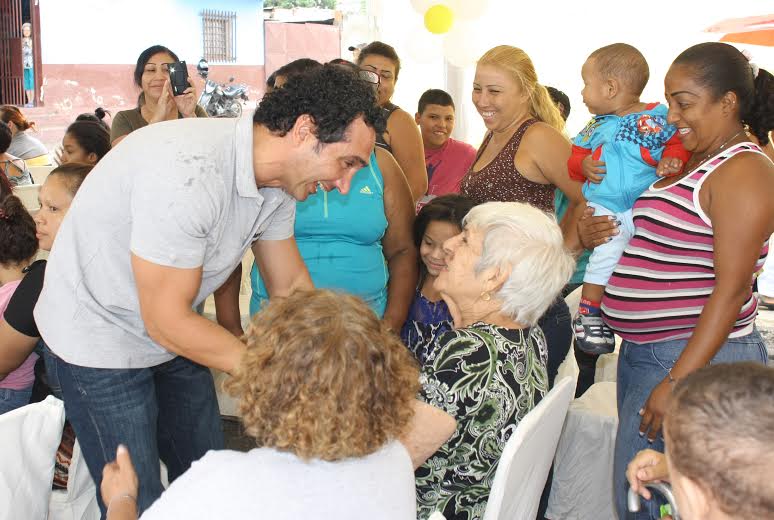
[{"left": 0, "top": 163, "right": 93, "bottom": 378}]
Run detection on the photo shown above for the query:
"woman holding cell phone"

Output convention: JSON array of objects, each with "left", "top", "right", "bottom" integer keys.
[{"left": 111, "top": 45, "right": 207, "bottom": 146}]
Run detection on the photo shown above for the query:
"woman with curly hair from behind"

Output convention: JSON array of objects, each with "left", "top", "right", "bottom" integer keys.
[{"left": 99, "top": 289, "right": 428, "bottom": 519}]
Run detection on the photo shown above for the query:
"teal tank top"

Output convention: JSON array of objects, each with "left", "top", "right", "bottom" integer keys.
[{"left": 250, "top": 151, "right": 388, "bottom": 316}]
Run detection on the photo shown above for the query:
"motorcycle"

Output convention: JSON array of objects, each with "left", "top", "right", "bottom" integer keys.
[{"left": 196, "top": 59, "right": 249, "bottom": 118}]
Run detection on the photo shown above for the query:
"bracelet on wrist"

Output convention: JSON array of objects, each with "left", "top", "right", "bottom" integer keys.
[
  {"left": 667, "top": 368, "right": 679, "bottom": 386},
  {"left": 108, "top": 493, "right": 137, "bottom": 511}
]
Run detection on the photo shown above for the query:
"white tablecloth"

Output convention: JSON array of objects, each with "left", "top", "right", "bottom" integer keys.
[{"left": 546, "top": 381, "right": 618, "bottom": 520}]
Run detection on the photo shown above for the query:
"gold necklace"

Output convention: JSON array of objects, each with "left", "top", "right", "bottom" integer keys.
[{"left": 685, "top": 129, "right": 744, "bottom": 172}]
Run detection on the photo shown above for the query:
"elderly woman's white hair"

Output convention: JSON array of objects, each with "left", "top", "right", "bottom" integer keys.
[{"left": 464, "top": 201, "right": 575, "bottom": 325}]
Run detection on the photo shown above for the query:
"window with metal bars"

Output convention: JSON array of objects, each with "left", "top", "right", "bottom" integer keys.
[{"left": 201, "top": 9, "right": 237, "bottom": 62}]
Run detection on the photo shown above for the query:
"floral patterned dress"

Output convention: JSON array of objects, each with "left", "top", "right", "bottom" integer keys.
[{"left": 415, "top": 322, "right": 548, "bottom": 520}]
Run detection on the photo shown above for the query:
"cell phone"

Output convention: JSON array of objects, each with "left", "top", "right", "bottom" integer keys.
[{"left": 168, "top": 61, "right": 189, "bottom": 96}]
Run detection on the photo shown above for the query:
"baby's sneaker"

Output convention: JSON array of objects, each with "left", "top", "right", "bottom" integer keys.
[{"left": 573, "top": 313, "right": 615, "bottom": 355}]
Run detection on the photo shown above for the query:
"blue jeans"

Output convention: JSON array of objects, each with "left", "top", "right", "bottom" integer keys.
[
  {"left": 613, "top": 329, "right": 768, "bottom": 519},
  {"left": 0, "top": 386, "right": 32, "bottom": 414},
  {"left": 537, "top": 297, "right": 573, "bottom": 389},
  {"left": 43, "top": 347, "right": 223, "bottom": 518}
]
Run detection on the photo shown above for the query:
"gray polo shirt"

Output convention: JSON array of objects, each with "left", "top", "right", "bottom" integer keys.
[{"left": 35, "top": 114, "right": 295, "bottom": 369}]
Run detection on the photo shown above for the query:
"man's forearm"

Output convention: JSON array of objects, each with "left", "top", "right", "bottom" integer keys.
[{"left": 148, "top": 310, "right": 245, "bottom": 373}]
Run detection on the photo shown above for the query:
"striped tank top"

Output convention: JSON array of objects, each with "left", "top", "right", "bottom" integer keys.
[{"left": 602, "top": 143, "right": 769, "bottom": 344}]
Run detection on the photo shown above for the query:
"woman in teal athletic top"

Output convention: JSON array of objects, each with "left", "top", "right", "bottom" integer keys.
[{"left": 251, "top": 146, "right": 417, "bottom": 330}]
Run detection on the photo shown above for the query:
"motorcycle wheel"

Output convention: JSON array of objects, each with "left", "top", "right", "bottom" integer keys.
[{"left": 229, "top": 102, "right": 242, "bottom": 117}]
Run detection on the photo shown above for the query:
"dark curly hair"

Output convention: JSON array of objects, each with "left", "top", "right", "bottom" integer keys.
[
  {"left": 673, "top": 42, "right": 773, "bottom": 145},
  {"left": 253, "top": 63, "right": 385, "bottom": 144},
  {"left": 65, "top": 120, "right": 111, "bottom": 161},
  {"left": 0, "top": 195, "right": 38, "bottom": 266}
]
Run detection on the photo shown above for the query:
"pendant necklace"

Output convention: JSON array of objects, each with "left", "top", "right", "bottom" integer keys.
[{"left": 686, "top": 129, "right": 745, "bottom": 173}]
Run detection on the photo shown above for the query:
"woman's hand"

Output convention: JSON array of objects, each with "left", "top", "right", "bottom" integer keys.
[
  {"left": 639, "top": 378, "right": 672, "bottom": 442},
  {"left": 101, "top": 445, "right": 138, "bottom": 516},
  {"left": 147, "top": 80, "right": 176, "bottom": 124},
  {"left": 577, "top": 205, "right": 619, "bottom": 249},
  {"left": 173, "top": 78, "right": 198, "bottom": 118},
  {"left": 581, "top": 155, "right": 606, "bottom": 183},
  {"left": 626, "top": 449, "right": 669, "bottom": 501}
]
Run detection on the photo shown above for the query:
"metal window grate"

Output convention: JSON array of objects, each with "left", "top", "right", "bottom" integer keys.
[{"left": 201, "top": 9, "right": 237, "bottom": 63}]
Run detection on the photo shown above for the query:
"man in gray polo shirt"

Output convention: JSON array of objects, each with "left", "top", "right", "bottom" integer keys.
[{"left": 34, "top": 65, "right": 383, "bottom": 515}]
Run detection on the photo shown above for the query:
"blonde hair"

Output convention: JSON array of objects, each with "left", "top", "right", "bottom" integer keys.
[
  {"left": 225, "top": 289, "right": 420, "bottom": 461},
  {"left": 477, "top": 45, "right": 565, "bottom": 133}
]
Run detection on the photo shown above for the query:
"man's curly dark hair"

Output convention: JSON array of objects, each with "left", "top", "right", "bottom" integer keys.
[{"left": 253, "top": 63, "right": 385, "bottom": 144}]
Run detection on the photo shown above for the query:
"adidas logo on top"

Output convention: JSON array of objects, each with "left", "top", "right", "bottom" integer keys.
[{"left": 360, "top": 186, "right": 372, "bottom": 195}]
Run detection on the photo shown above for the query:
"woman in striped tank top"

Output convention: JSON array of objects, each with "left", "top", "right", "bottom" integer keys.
[{"left": 580, "top": 43, "right": 774, "bottom": 520}]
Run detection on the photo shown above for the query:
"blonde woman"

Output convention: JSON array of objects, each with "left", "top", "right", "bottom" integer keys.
[{"left": 459, "top": 45, "right": 585, "bottom": 390}]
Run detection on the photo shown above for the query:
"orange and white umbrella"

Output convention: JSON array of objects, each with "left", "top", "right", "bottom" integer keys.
[{"left": 705, "top": 14, "right": 774, "bottom": 47}]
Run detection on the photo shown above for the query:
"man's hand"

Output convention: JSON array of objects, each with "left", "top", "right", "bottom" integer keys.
[
  {"left": 101, "top": 445, "right": 138, "bottom": 517},
  {"left": 626, "top": 448, "right": 669, "bottom": 501},
  {"left": 656, "top": 157, "right": 684, "bottom": 177},
  {"left": 581, "top": 155, "right": 606, "bottom": 183}
]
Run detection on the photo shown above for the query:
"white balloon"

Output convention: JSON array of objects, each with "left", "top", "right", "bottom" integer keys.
[
  {"left": 443, "top": 22, "right": 482, "bottom": 68},
  {"left": 410, "top": 0, "right": 449, "bottom": 13},
  {"left": 447, "top": 0, "right": 489, "bottom": 20},
  {"left": 404, "top": 28, "right": 444, "bottom": 64}
]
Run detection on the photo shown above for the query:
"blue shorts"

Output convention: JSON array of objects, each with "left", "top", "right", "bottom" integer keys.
[{"left": 23, "top": 67, "right": 34, "bottom": 90}]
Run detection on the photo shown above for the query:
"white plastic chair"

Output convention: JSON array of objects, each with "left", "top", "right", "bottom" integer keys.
[
  {"left": 482, "top": 376, "right": 575, "bottom": 520},
  {"left": 546, "top": 381, "right": 618, "bottom": 520},
  {"left": 28, "top": 164, "right": 56, "bottom": 185},
  {"left": 12, "top": 183, "right": 42, "bottom": 212},
  {"left": 0, "top": 396, "right": 66, "bottom": 520}
]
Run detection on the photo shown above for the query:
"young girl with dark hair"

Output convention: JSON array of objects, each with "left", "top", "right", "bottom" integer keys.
[
  {"left": 0, "top": 195, "right": 39, "bottom": 413},
  {"left": 59, "top": 119, "right": 112, "bottom": 165},
  {"left": 400, "top": 194, "right": 476, "bottom": 364}
]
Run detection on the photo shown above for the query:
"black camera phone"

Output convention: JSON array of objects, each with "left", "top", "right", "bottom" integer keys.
[{"left": 168, "top": 61, "right": 189, "bottom": 96}]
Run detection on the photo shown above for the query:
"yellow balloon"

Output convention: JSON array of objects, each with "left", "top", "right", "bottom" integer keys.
[{"left": 424, "top": 4, "right": 454, "bottom": 35}]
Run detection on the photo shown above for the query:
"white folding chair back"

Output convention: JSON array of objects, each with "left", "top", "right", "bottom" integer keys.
[
  {"left": 28, "top": 164, "right": 56, "bottom": 185},
  {"left": 0, "top": 396, "right": 66, "bottom": 520},
  {"left": 13, "top": 183, "right": 42, "bottom": 212},
  {"left": 482, "top": 377, "right": 575, "bottom": 520}
]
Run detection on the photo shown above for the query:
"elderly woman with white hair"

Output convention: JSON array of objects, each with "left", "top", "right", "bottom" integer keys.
[{"left": 407, "top": 201, "right": 576, "bottom": 520}]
